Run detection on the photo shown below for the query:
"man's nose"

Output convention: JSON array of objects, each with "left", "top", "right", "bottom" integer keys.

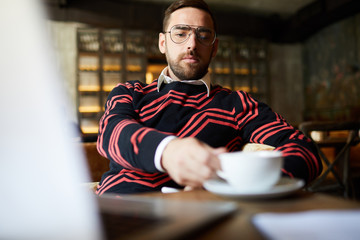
[{"left": 186, "top": 30, "right": 197, "bottom": 50}]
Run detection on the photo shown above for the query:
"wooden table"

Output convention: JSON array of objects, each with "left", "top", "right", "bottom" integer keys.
[{"left": 133, "top": 189, "right": 360, "bottom": 240}]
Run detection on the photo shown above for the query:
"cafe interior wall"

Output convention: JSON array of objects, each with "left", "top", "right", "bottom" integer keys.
[
  {"left": 46, "top": 21, "right": 87, "bottom": 123},
  {"left": 268, "top": 44, "right": 304, "bottom": 125},
  {"left": 302, "top": 13, "right": 360, "bottom": 122}
]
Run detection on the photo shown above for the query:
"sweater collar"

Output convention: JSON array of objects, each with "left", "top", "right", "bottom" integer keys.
[{"left": 157, "top": 67, "right": 211, "bottom": 97}]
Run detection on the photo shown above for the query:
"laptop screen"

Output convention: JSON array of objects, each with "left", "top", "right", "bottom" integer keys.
[{"left": 0, "top": 0, "right": 102, "bottom": 239}]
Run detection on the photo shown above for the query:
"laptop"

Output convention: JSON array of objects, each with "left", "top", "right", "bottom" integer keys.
[{"left": 0, "top": 1, "right": 237, "bottom": 239}]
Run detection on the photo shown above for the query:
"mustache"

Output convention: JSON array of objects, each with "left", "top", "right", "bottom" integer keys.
[
  {"left": 188, "top": 49, "right": 197, "bottom": 56},
  {"left": 181, "top": 50, "right": 199, "bottom": 59}
]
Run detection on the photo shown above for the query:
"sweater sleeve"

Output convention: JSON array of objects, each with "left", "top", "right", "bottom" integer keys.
[
  {"left": 96, "top": 82, "right": 170, "bottom": 173},
  {"left": 236, "top": 91, "right": 322, "bottom": 184}
]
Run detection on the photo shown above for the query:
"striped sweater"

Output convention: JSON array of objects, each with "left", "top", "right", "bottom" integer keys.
[{"left": 96, "top": 80, "right": 322, "bottom": 194}]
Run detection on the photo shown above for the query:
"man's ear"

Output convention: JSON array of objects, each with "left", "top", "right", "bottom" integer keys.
[
  {"left": 211, "top": 38, "right": 219, "bottom": 58},
  {"left": 158, "top": 32, "right": 166, "bottom": 54}
]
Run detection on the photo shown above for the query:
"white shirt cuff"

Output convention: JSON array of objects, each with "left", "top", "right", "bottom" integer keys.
[{"left": 154, "top": 136, "right": 177, "bottom": 172}]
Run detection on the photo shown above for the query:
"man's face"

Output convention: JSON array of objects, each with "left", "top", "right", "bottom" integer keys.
[{"left": 158, "top": 7, "right": 218, "bottom": 81}]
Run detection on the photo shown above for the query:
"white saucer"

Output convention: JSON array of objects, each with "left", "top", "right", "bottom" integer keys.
[{"left": 203, "top": 177, "right": 305, "bottom": 199}]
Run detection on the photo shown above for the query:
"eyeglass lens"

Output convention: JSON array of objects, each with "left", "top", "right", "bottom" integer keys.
[{"left": 170, "top": 25, "right": 215, "bottom": 46}]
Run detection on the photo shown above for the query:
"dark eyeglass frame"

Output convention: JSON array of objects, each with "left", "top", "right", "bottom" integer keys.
[{"left": 163, "top": 24, "right": 217, "bottom": 46}]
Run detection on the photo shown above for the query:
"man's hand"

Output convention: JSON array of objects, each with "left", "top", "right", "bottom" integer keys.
[{"left": 161, "top": 137, "right": 227, "bottom": 188}]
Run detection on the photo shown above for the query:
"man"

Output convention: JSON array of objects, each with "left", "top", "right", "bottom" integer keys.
[{"left": 96, "top": 0, "right": 322, "bottom": 194}]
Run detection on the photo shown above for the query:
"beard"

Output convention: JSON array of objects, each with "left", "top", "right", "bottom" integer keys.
[{"left": 166, "top": 49, "right": 213, "bottom": 80}]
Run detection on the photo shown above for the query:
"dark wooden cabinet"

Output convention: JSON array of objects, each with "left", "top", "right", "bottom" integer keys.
[
  {"left": 77, "top": 28, "right": 147, "bottom": 135},
  {"left": 211, "top": 37, "right": 269, "bottom": 103}
]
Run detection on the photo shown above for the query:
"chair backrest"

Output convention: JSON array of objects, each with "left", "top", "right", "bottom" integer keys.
[
  {"left": 299, "top": 121, "right": 360, "bottom": 145},
  {"left": 299, "top": 121, "right": 360, "bottom": 140},
  {"left": 298, "top": 120, "right": 360, "bottom": 198}
]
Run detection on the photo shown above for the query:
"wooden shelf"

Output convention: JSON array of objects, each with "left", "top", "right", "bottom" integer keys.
[
  {"left": 77, "top": 28, "right": 147, "bottom": 136},
  {"left": 211, "top": 37, "right": 269, "bottom": 103}
]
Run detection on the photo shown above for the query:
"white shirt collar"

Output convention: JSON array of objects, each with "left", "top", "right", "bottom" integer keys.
[{"left": 157, "top": 67, "right": 211, "bottom": 97}]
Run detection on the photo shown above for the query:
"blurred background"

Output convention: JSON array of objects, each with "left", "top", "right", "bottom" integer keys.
[{"left": 42, "top": 0, "right": 360, "bottom": 138}]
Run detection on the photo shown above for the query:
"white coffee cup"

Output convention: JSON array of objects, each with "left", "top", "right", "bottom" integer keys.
[{"left": 218, "top": 151, "right": 283, "bottom": 192}]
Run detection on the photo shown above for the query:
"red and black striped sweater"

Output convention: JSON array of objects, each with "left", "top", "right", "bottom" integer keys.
[{"left": 96, "top": 80, "right": 322, "bottom": 194}]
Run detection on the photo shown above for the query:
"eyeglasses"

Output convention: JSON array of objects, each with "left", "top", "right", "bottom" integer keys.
[{"left": 164, "top": 24, "right": 216, "bottom": 46}]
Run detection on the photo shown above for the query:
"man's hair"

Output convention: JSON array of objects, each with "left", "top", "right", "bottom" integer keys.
[{"left": 162, "top": 0, "right": 217, "bottom": 32}]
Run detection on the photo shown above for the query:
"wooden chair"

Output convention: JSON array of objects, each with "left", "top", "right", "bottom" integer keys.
[
  {"left": 299, "top": 121, "right": 360, "bottom": 198},
  {"left": 79, "top": 142, "right": 110, "bottom": 192}
]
